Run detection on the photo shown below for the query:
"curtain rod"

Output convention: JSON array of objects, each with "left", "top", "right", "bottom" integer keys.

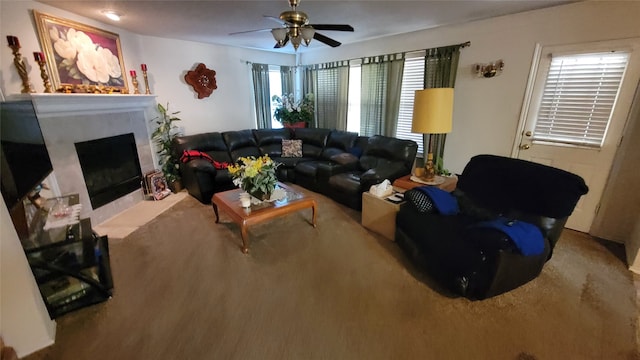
[{"left": 243, "top": 40, "right": 471, "bottom": 68}]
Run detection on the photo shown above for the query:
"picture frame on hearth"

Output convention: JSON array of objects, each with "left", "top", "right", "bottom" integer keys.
[
  {"left": 150, "top": 173, "right": 171, "bottom": 201},
  {"left": 32, "top": 10, "right": 129, "bottom": 93}
]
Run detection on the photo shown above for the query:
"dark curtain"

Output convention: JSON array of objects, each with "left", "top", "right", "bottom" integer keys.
[
  {"left": 280, "top": 66, "right": 294, "bottom": 97},
  {"left": 251, "top": 63, "right": 272, "bottom": 129},
  {"left": 360, "top": 54, "right": 404, "bottom": 136},
  {"left": 304, "top": 61, "right": 349, "bottom": 130},
  {"left": 423, "top": 44, "right": 464, "bottom": 162}
]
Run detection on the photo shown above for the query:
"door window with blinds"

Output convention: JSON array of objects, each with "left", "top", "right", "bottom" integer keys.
[{"left": 533, "top": 51, "right": 630, "bottom": 148}]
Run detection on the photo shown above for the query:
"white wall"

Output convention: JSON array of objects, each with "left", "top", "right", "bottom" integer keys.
[
  {"left": 0, "top": 1, "right": 295, "bottom": 136},
  {"left": 0, "top": 197, "right": 56, "bottom": 358},
  {"left": 300, "top": 1, "right": 640, "bottom": 174}
]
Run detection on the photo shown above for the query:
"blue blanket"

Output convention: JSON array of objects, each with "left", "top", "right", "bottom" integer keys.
[
  {"left": 415, "top": 186, "right": 459, "bottom": 215},
  {"left": 474, "top": 217, "right": 545, "bottom": 256}
]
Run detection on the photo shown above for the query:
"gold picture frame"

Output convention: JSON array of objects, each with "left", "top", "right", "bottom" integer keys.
[{"left": 32, "top": 10, "right": 129, "bottom": 93}]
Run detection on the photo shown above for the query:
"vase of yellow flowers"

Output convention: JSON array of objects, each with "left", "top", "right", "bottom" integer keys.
[
  {"left": 272, "top": 93, "right": 314, "bottom": 127},
  {"left": 227, "top": 155, "right": 280, "bottom": 201}
]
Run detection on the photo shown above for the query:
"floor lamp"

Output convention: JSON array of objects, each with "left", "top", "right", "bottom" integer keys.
[{"left": 411, "top": 88, "right": 454, "bottom": 182}]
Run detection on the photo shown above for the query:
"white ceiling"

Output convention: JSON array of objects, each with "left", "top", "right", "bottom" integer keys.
[{"left": 36, "top": 0, "right": 572, "bottom": 54}]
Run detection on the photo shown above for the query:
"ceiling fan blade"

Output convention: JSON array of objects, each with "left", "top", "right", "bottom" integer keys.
[
  {"left": 229, "top": 28, "right": 272, "bottom": 35},
  {"left": 264, "top": 15, "right": 287, "bottom": 25},
  {"left": 309, "top": 24, "right": 354, "bottom": 32},
  {"left": 313, "top": 32, "right": 341, "bottom": 48}
]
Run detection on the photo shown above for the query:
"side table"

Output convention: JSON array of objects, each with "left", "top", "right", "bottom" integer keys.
[
  {"left": 392, "top": 174, "right": 458, "bottom": 193},
  {"left": 361, "top": 175, "right": 458, "bottom": 241},
  {"left": 361, "top": 191, "right": 404, "bottom": 241}
]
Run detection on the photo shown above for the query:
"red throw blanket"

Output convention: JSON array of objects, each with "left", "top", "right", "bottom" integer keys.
[{"left": 180, "top": 150, "right": 229, "bottom": 169}]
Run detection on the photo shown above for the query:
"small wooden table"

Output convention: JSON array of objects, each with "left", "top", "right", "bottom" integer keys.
[
  {"left": 392, "top": 174, "right": 458, "bottom": 193},
  {"left": 211, "top": 182, "right": 317, "bottom": 254}
]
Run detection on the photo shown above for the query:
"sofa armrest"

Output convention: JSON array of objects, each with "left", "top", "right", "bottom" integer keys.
[
  {"left": 181, "top": 158, "right": 217, "bottom": 175},
  {"left": 360, "top": 163, "right": 407, "bottom": 189}
]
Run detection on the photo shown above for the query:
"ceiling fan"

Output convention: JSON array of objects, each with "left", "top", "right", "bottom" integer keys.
[{"left": 230, "top": 0, "right": 354, "bottom": 50}]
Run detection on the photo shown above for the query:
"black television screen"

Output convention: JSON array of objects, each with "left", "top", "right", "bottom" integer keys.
[{"left": 1, "top": 100, "right": 53, "bottom": 211}]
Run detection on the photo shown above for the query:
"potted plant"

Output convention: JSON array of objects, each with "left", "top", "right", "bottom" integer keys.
[
  {"left": 151, "top": 103, "right": 183, "bottom": 192},
  {"left": 272, "top": 93, "right": 314, "bottom": 128},
  {"left": 227, "top": 155, "right": 280, "bottom": 200}
]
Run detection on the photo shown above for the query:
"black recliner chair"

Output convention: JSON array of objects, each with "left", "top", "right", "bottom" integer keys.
[{"left": 395, "top": 154, "right": 589, "bottom": 299}]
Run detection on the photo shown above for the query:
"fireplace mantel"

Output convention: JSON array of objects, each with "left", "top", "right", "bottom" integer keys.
[{"left": 7, "top": 93, "right": 157, "bottom": 118}]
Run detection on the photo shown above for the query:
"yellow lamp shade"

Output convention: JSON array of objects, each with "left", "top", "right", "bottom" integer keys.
[{"left": 411, "top": 88, "right": 454, "bottom": 134}]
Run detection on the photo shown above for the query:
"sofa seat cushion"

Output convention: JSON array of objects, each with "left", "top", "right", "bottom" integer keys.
[
  {"left": 272, "top": 156, "right": 314, "bottom": 169},
  {"left": 295, "top": 160, "right": 321, "bottom": 177},
  {"left": 329, "top": 152, "right": 359, "bottom": 165},
  {"left": 214, "top": 168, "right": 233, "bottom": 184},
  {"left": 328, "top": 171, "right": 364, "bottom": 195}
]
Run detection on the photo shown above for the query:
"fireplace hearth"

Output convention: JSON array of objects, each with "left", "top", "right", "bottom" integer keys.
[{"left": 75, "top": 133, "right": 143, "bottom": 209}]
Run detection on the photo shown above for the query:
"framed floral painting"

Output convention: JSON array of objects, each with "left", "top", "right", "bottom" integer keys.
[{"left": 32, "top": 11, "right": 128, "bottom": 93}]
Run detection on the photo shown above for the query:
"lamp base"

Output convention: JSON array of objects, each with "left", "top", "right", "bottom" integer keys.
[{"left": 423, "top": 153, "right": 436, "bottom": 182}]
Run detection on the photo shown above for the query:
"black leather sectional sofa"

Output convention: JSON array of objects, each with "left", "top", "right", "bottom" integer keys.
[{"left": 172, "top": 128, "right": 418, "bottom": 210}]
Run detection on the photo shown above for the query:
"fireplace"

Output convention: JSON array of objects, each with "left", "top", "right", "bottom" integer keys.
[
  {"left": 75, "top": 133, "right": 143, "bottom": 209},
  {"left": 22, "top": 94, "right": 157, "bottom": 225}
]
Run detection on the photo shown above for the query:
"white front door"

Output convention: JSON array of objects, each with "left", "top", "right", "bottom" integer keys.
[{"left": 514, "top": 39, "right": 640, "bottom": 232}]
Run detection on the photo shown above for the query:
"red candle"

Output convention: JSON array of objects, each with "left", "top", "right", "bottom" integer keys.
[
  {"left": 33, "top": 52, "right": 45, "bottom": 62},
  {"left": 130, "top": 70, "right": 137, "bottom": 77},
  {"left": 141, "top": 64, "right": 147, "bottom": 71},
  {"left": 6, "top": 35, "right": 19, "bottom": 47}
]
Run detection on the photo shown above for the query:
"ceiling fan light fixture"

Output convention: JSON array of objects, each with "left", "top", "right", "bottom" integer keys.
[
  {"left": 301, "top": 27, "right": 315, "bottom": 46},
  {"left": 271, "top": 28, "right": 288, "bottom": 45},
  {"left": 290, "top": 35, "right": 302, "bottom": 50}
]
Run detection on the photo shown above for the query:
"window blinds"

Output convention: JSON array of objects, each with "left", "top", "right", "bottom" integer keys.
[
  {"left": 534, "top": 52, "right": 629, "bottom": 148},
  {"left": 395, "top": 56, "right": 425, "bottom": 154}
]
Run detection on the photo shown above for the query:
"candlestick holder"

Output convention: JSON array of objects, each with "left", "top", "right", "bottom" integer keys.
[
  {"left": 36, "top": 60, "right": 53, "bottom": 93},
  {"left": 8, "top": 44, "right": 34, "bottom": 93},
  {"left": 142, "top": 69, "right": 151, "bottom": 94},
  {"left": 131, "top": 74, "right": 140, "bottom": 94}
]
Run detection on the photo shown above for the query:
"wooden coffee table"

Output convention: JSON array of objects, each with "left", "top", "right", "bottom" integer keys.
[{"left": 211, "top": 182, "right": 317, "bottom": 253}]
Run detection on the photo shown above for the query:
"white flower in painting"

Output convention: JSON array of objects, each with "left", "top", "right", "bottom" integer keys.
[
  {"left": 48, "top": 27, "right": 60, "bottom": 42},
  {"left": 53, "top": 38, "right": 77, "bottom": 60},
  {"left": 77, "top": 47, "right": 110, "bottom": 83},
  {"left": 99, "top": 47, "right": 122, "bottom": 78},
  {"left": 67, "top": 28, "right": 94, "bottom": 53}
]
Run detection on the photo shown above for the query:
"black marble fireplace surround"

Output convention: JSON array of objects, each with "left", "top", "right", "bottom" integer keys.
[{"left": 75, "top": 133, "right": 143, "bottom": 209}]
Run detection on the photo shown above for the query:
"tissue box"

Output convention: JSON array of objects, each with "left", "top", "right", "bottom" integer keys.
[{"left": 369, "top": 179, "right": 393, "bottom": 198}]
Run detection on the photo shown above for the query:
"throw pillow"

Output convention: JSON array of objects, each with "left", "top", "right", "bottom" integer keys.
[{"left": 282, "top": 139, "right": 303, "bottom": 158}]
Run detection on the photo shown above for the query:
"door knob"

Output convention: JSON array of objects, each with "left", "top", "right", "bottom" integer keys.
[
  {"left": 524, "top": 131, "right": 532, "bottom": 137},
  {"left": 520, "top": 144, "right": 531, "bottom": 150}
]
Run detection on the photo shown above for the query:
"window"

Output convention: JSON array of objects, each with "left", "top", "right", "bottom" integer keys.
[
  {"left": 396, "top": 56, "right": 425, "bottom": 154},
  {"left": 346, "top": 64, "right": 361, "bottom": 133},
  {"left": 533, "top": 52, "right": 630, "bottom": 148},
  {"left": 269, "top": 67, "right": 283, "bottom": 129}
]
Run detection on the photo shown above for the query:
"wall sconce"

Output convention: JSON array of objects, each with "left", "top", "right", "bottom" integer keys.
[{"left": 474, "top": 60, "right": 504, "bottom": 78}]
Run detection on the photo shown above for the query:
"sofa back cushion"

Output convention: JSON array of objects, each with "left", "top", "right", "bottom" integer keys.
[
  {"left": 359, "top": 135, "right": 417, "bottom": 171},
  {"left": 321, "top": 130, "right": 357, "bottom": 160},
  {"left": 253, "top": 128, "right": 292, "bottom": 157},
  {"left": 172, "top": 132, "right": 232, "bottom": 163},
  {"left": 222, "top": 130, "right": 261, "bottom": 161},
  {"left": 292, "top": 128, "right": 331, "bottom": 158}
]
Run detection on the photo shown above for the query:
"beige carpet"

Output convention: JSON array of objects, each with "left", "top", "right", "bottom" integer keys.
[{"left": 26, "top": 186, "right": 639, "bottom": 359}]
